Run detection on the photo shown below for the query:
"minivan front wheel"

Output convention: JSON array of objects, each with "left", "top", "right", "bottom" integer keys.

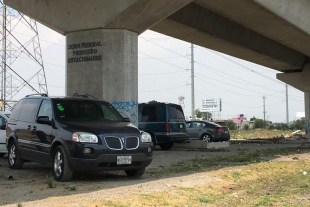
[
  {"left": 159, "top": 142, "right": 174, "bottom": 150},
  {"left": 8, "top": 140, "right": 24, "bottom": 169},
  {"left": 53, "top": 145, "right": 73, "bottom": 182}
]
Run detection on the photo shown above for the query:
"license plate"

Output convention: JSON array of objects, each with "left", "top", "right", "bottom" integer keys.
[{"left": 117, "top": 156, "right": 132, "bottom": 165}]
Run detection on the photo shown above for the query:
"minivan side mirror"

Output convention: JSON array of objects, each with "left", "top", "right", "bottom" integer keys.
[
  {"left": 123, "top": 117, "right": 130, "bottom": 122},
  {"left": 37, "top": 116, "right": 52, "bottom": 125}
]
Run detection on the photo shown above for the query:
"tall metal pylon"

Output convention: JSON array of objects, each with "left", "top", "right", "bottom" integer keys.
[{"left": 0, "top": 1, "right": 48, "bottom": 111}]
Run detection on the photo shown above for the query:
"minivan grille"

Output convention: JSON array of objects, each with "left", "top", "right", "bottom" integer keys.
[
  {"left": 126, "top": 137, "right": 139, "bottom": 149},
  {"left": 104, "top": 136, "right": 139, "bottom": 150},
  {"left": 104, "top": 137, "right": 122, "bottom": 150}
]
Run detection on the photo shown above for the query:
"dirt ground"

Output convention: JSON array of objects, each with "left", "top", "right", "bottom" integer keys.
[{"left": 0, "top": 140, "right": 309, "bottom": 207}]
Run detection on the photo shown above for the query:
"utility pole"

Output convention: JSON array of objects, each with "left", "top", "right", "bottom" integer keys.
[
  {"left": 263, "top": 96, "right": 266, "bottom": 127},
  {"left": 286, "top": 84, "right": 289, "bottom": 126},
  {"left": 191, "top": 43, "right": 195, "bottom": 120},
  {"left": 1, "top": 4, "right": 6, "bottom": 111}
]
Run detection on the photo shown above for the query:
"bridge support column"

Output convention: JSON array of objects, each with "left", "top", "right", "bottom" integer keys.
[
  {"left": 66, "top": 29, "right": 138, "bottom": 125},
  {"left": 277, "top": 64, "right": 310, "bottom": 139},
  {"left": 305, "top": 92, "right": 310, "bottom": 139}
]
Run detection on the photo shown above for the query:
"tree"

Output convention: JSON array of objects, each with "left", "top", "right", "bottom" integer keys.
[
  {"left": 290, "top": 117, "right": 305, "bottom": 130},
  {"left": 254, "top": 119, "right": 269, "bottom": 128},
  {"left": 226, "top": 120, "right": 236, "bottom": 130},
  {"left": 195, "top": 109, "right": 212, "bottom": 120},
  {"left": 244, "top": 124, "right": 249, "bottom": 130}
]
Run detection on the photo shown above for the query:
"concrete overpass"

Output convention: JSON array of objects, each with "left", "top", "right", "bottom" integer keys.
[{"left": 4, "top": 0, "right": 310, "bottom": 133}]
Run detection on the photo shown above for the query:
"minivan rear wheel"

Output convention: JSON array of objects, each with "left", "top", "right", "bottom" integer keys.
[
  {"left": 52, "top": 145, "right": 73, "bottom": 182},
  {"left": 8, "top": 140, "right": 24, "bottom": 169},
  {"left": 159, "top": 142, "right": 174, "bottom": 150}
]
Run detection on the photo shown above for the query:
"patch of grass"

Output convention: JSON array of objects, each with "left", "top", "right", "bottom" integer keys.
[
  {"left": 199, "top": 197, "right": 214, "bottom": 203},
  {"left": 232, "top": 171, "right": 242, "bottom": 180},
  {"left": 95, "top": 146, "right": 310, "bottom": 207},
  {"left": 65, "top": 185, "right": 77, "bottom": 191},
  {"left": 229, "top": 129, "right": 305, "bottom": 139},
  {"left": 17, "top": 202, "right": 23, "bottom": 207},
  {"left": 46, "top": 174, "right": 56, "bottom": 188}
]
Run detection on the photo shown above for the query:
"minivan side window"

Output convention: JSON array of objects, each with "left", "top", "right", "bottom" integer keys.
[
  {"left": 18, "top": 99, "right": 41, "bottom": 122},
  {"left": 9, "top": 100, "right": 25, "bottom": 121},
  {"left": 37, "top": 100, "right": 53, "bottom": 120},
  {"left": 141, "top": 106, "right": 156, "bottom": 122}
]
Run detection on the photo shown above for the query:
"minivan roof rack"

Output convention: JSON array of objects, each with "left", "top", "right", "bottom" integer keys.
[
  {"left": 72, "top": 93, "right": 97, "bottom": 99},
  {"left": 25, "top": 93, "right": 48, "bottom": 97}
]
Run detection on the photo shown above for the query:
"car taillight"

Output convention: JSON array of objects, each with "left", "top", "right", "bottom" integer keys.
[
  {"left": 215, "top": 127, "right": 223, "bottom": 132},
  {"left": 165, "top": 122, "right": 169, "bottom": 132}
]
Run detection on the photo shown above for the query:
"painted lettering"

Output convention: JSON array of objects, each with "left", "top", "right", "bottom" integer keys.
[{"left": 68, "top": 43, "right": 80, "bottom": 50}]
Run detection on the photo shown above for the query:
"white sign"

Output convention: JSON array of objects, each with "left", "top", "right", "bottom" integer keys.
[{"left": 201, "top": 98, "right": 221, "bottom": 112}]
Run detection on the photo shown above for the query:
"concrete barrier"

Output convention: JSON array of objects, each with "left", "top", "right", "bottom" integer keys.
[{"left": 174, "top": 140, "right": 230, "bottom": 149}]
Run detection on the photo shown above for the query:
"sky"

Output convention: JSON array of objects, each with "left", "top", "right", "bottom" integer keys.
[{"left": 3, "top": 16, "right": 305, "bottom": 124}]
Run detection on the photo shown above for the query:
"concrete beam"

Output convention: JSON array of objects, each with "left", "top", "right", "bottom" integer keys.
[
  {"left": 4, "top": 0, "right": 138, "bottom": 35},
  {"left": 277, "top": 64, "right": 310, "bottom": 92},
  {"left": 194, "top": 0, "right": 310, "bottom": 61},
  {"left": 104, "top": 0, "right": 193, "bottom": 34},
  {"left": 151, "top": 2, "right": 305, "bottom": 71},
  {"left": 4, "top": 0, "right": 192, "bottom": 35}
]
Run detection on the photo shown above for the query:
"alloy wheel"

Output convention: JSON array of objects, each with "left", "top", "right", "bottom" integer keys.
[
  {"left": 9, "top": 145, "right": 16, "bottom": 166},
  {"left": 54, "top": 151, "right": 63, "bottom": 177}
]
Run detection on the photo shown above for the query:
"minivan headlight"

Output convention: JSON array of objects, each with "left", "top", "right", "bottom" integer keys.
[
  {"left": 141, "top": 132, "right": 152, "bottom": 143},
  {"left": 72, "top": 132, "right": 98, "bottom": 143}
]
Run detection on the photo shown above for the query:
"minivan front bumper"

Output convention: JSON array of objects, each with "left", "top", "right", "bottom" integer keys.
[{"left": 69, "top": 153, "right": 153, "bottom": 171}]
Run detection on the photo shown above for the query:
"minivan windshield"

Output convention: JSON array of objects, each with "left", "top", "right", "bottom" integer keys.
[{"left": 54, "top": 100, "right": 124, "bottom": 122}]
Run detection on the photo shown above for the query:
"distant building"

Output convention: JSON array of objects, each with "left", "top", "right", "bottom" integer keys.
[{"left": 231, "top": 114, "right": 254, "bottom": 129}]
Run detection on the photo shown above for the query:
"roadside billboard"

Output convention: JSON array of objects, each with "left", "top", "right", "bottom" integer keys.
[{"left": 201, "top": 98, "right": 222, "bottom": 112}]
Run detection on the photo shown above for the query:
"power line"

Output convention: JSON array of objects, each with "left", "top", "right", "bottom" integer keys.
[{"left": 139, "top": 36, "right": 302, "bottom": 98}]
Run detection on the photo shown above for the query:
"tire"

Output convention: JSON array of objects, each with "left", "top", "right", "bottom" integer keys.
[
  {"left": 201, "top": 134, "right": 213, "bottom": 142},
  {"left": 8, "top": 140, "right": 24, "bottom": 169},
  {"left": 159, "top": 142, "right": 174, "bottom": 150},
  {"left": 151, "top": 134, "right": 156, "bottom": 146},
  {"left": 52, "top": 145, "right": 73, "bottom": 182},
  {"left": 0, "top": 153, "right": 6, "bottom": 158},
  {"left": 125, "top": 168, "right": 145, "bottom": 178}
]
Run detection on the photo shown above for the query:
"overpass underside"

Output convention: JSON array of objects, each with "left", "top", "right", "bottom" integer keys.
[{"left": 4, "top": 0, "right": 310, "bottom": 133}]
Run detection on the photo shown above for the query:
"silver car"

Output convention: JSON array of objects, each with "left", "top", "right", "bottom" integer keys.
[
  {"left": 186, "top": 121, "right": 230, "bottom": 142},
  {"left": 0, "top": 112, "right": 10, "bottom": 157}
]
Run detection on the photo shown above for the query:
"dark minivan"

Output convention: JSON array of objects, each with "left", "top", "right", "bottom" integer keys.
[
  {"left": 138, "top": 101, "right": 189, "bottom": 150},
  {"left": 6, "top": 94, "right": 153, "bottom": 181}
]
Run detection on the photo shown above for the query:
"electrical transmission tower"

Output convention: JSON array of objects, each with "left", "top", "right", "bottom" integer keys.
[{"left": 0, "top": 1, "right": 48, "bottom": 111}]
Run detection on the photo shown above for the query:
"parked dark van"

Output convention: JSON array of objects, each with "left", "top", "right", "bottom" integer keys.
[
  {"left": 138, "top": 101, "right": 189, "bottom": 150},
  {"left": 6, "top": 94, "right": 153, "bottom": 181}
]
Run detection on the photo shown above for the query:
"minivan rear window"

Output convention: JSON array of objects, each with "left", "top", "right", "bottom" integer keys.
[
  {"left": 18, "top": 99, "right": 41, "bottom": 122},
  {"left": 168, "top": 105, "right": 185, "bottom": 119},
  {"left": 9, "top": 100, "right": 24, "bottom": 121}
]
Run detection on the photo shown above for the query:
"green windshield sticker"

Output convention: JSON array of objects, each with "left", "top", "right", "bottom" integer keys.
[{"left": 57, "top": 105, "right": 64, "bottom": 111}]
